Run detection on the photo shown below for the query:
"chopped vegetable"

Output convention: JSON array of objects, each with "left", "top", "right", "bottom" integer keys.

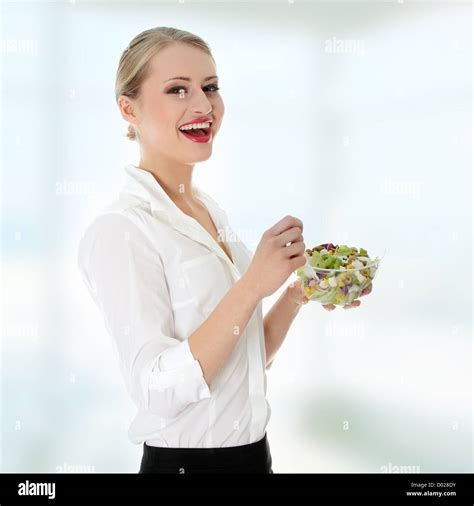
[{"left": 296, "top": 243, "right": 380, "bottom": 306}]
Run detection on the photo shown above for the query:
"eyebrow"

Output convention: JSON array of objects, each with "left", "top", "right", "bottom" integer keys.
[{"left": 163, "top": 75, "right": 218, "bottom": 83}]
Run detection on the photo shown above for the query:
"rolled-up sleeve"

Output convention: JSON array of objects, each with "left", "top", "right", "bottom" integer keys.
[{"left": 77, "top": 212, "right": 211, "bottom": 419}]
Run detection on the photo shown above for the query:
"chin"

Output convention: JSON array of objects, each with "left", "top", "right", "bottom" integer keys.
[
  {"left": 188, "top": 150, "right": 212, "bottom": 163},
  {"left": 182, "top": 142, "right": 213, "bottom": 161}
]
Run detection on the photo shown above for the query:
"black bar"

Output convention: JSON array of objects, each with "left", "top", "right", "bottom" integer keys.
[{"left": 0, "top": 472, "right": 473, "bottom": 505}]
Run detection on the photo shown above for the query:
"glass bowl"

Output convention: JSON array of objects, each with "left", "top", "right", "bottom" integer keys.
[{"left": 294, "top": 247, "right": 384, "bottom": 306}]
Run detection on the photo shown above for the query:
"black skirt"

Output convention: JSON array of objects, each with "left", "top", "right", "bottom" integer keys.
[{"left": 139, "top": 431, "right": 273, "bottom": 474}]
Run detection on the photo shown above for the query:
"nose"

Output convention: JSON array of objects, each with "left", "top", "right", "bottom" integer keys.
[{"left": 190, "top": 88, "right": 212, "bottom": 115}]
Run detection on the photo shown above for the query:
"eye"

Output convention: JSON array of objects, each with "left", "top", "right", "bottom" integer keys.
[
  {"left": 167, "top": 87, "right": 187, "bottom": 94},
  {"left": 204, "top": 84, "right": 220, "bottom": 92},
  {"left": 167, "top": 84, "right": 220, "bottom": 94}
]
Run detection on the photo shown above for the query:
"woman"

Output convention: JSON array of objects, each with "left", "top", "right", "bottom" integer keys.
[{"left": 77, "top": 26, "right": 367, "bottom": 474}]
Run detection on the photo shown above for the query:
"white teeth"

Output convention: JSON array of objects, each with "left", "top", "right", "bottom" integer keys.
[{"left": 179, "top": 122, "right": 211, "bottom": 131}]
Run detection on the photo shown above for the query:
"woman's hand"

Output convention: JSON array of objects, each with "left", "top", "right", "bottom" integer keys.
[
  {"left": 244, "top": 215, "right": 306, "bottom": 299},
  {"left": 322, "top": 282, "right": 373, "bottom": 311},
  {"left": 287, "top": 279, "right": 309, "bottom": 306},
  {"left": 286, "top": 281, "right": 373, "bottom": 309}
]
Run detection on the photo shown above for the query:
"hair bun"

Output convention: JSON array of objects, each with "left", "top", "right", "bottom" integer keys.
[{"left": 126, "top": 124, "right": 136, "bottom": 141}]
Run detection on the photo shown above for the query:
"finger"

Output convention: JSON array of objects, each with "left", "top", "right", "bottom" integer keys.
[
  {"left": 322, "top": 304, "right": 336, "bottom": 311},
  {"left": 361, "top": 284, "right": 373, "bottom": 296},
  {"left": 277, "top": 226, "right": 304, "bottom": 247},
  {"left": 289, "top": 254, "right": 307, "bottom": 271},
  {"left": 285, "top": 240, "right": 306, "bottom": 258},
  {"left": 288, "top": 280, "right": 305, "bottom": 296},
  {"left": 343, "top": 300, "right": 361, "bottom": 309},
  {"left": 291, "top": 297, "right": 307, "bottom": 306},
  {"left": 268, "top": 215, "right": 303, "bottom": 237}
]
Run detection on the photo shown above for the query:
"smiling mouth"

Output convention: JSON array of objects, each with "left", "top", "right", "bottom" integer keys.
[
  {"left": 178, "top": 126, "right": 211, "bottom": 138},
  {"left": 178, "top": 122, "right": 213, "bottom": 142},
  {"left": 178, "top": 121, "right": 213, "bottom": 138}
]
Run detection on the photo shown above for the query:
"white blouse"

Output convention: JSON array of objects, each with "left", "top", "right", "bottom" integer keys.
[{"left": 77, "top": 164, "right": 273, "bottom": 448}]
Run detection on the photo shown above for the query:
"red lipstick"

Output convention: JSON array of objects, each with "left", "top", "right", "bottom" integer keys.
[{"left": 178, "top": 117, "right": 213, "bottom": 144}]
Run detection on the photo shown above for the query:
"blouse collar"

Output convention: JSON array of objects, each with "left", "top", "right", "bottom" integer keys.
[{"left": 120, "top": 163, "right": 239, "bottom": 274}]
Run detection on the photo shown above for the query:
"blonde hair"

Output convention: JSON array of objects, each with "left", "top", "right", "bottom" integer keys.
[{"left": 115, "top": 26, "right": 215, "bottom": 141}]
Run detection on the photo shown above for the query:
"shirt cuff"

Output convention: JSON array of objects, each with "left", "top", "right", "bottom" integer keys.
[
  {"left": 158, "top": 339, "right": 197, "bottom": 369},
  {"left": 152, "top": 339, "right": 211, "bottom": 401}
]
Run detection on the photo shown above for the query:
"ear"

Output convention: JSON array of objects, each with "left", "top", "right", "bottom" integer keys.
[{"left": 117, "top": 95, "right": 140, "bottom": 127}]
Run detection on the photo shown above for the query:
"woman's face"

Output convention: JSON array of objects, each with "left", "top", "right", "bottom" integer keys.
[{"left": 129, "top": 42, "right": 224, "bottom": 164}]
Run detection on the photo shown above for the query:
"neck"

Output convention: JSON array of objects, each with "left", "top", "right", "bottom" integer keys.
[{"left": 138, "top": 150, "right": 197, "bottom": 206}]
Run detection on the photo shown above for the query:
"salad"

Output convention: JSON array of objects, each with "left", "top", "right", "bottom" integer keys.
[{"left": 295, "top": 243, "right": 380, "bottom": 305}]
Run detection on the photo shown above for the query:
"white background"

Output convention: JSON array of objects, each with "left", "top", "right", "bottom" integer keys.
[{"left": 1, "top": 0, "right": 472, "bottom": 472}]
